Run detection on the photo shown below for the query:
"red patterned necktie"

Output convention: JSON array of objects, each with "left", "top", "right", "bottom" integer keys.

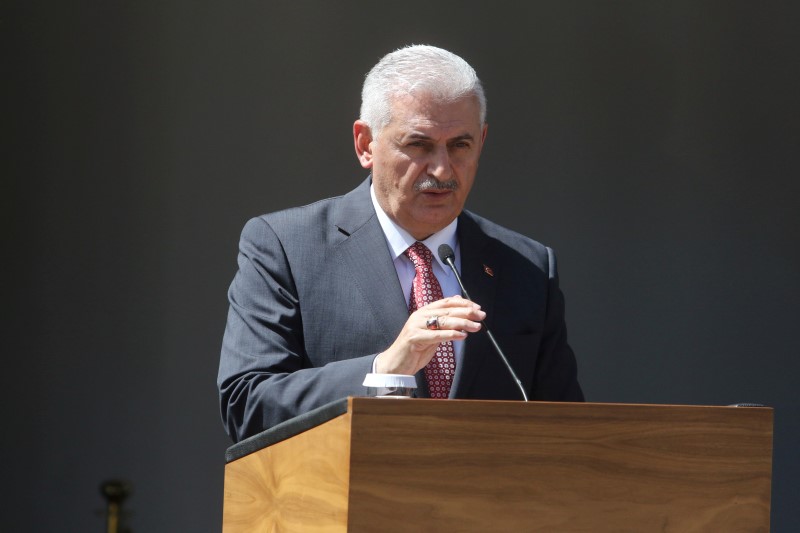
[{"left": 405, "top": 242, "right": 456, "bottom": 399}]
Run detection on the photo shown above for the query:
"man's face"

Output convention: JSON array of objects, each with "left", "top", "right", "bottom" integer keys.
[{"left": 355, "top": 92, "right": 487, "bottom": 240}]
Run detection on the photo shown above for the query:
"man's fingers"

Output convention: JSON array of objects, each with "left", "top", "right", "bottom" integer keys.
[
  {"left": 426, "top": 295, "right": 480, "bottom": 310},
  {"left": 421, "top": 314, "right": 482, "bottom": 334},
  {"left": 420, "top": 303, "right": 485, "bottom": 324}
]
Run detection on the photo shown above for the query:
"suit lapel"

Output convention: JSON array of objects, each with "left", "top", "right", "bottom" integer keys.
[
  {"left": 331, "top": 178, "right": 409, "bottom": 348},
  {"left": 451, "top": 213, "right": 498, "bottom": 398}
]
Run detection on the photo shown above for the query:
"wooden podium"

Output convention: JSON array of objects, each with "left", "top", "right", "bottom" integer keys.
[{"left": 222, "top": 398, "right": 773, "bottom": 532}]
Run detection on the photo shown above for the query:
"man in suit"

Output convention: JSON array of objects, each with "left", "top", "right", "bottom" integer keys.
[{"left": 218, "top": 45, "right": 583, "bottom": 443}]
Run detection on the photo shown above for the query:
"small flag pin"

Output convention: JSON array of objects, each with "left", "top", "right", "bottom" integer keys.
[{"left": 483, "top": 264, "right": 494, "bottom": 277}]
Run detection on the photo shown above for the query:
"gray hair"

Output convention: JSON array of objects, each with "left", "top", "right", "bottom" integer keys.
[{"left": 360, "top": 45, "right": 487, "bottom": 135}]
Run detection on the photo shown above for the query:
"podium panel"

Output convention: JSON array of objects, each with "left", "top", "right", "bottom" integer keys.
[{"left": 223, "top": 398, "right": 773, "bottom": 532}]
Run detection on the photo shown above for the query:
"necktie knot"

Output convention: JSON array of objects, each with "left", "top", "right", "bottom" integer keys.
[{"left": 405, "top": 242, "right": 434, "bottom": 272}]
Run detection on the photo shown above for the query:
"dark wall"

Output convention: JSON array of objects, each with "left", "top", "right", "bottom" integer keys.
[{"left": 7, "top": 2, "right": 799, "bottom": 531}]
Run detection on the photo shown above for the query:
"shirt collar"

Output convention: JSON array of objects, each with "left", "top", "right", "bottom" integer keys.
[{"left": 370, "top": 182, "right": 458, "bottom": 275}]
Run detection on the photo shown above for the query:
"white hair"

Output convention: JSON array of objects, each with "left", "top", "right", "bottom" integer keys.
[{"left": 360, "top": 45, "right": 487, "bottom": 135}]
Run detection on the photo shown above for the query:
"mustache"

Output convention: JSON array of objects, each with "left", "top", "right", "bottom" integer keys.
[{"left": 414, "top": 176, "right": 458, "bottom": 192}]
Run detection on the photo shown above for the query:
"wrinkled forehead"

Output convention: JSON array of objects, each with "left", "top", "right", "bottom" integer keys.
[{"left": 386, "top": 91, "right": 483, "bottom": 128}]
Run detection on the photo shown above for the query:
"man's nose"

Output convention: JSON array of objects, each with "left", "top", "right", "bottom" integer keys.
[{"left": 426, "top": 147, "right": 451, "bottom": 178}]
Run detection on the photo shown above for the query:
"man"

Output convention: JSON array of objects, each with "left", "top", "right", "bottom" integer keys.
[{"left": 218, "top": 45, "right": 583, "bottom": 443}]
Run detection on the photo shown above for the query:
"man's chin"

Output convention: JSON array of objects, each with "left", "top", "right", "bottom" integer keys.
[{"left": 405, "top": 211, "right": 461, "bottom": 239}]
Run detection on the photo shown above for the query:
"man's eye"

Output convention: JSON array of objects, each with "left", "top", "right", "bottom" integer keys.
[{"left": 406, "top": 141, "right": 432, "bottom": 150}]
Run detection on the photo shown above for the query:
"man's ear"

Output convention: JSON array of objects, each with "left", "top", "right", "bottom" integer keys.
[{"left": 353, "top": 120, "right": 374, "bottom": 169}]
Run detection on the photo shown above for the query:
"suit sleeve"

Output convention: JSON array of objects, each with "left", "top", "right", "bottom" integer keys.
[
  {"left": 217, "top": 217, "right": 374, "bottom": 442},
  {"left": 531, "top": 247, "right": 584, "bottom": 402}
]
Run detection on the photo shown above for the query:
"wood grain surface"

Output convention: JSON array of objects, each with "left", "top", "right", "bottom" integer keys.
[
  {"left": 345, "top": 399, "right": 772, "bottom": 533},
  {"left": 223, "top": 412, "right": 352, "bottom": 532},
  {"left": 223, "top": 399, "right": 772, "bottom": 532}
]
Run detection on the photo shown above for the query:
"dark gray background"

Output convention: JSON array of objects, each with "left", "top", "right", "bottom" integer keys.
[{"left": 6, "top": 1, "right": 798, "bottom": 531}]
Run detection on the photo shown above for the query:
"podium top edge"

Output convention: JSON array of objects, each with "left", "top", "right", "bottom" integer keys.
[
  {"left": 225, "top": 397, "right": 772, "bottom": 463},
  {"left": 347, "top": 397, "right": 773, "bottom": 411}
]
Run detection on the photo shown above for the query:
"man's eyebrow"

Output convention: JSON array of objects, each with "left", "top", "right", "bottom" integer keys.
[
  {"left": 403, "top": 132, "right": 476, "bottom": 141},
  {"left": 449, "top": 133, "right": 475, "bottom": 142},
  {"left": 405, "top": 132, "right": 433, "bottom": 140}
]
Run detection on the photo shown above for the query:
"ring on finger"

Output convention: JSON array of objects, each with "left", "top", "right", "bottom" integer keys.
[{"left": 425, "top": 316, "right": 441, "bottom": 330}]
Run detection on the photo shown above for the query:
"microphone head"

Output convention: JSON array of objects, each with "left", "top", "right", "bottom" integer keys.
[{"left": 438, "top": 244, "right": 456, "bottom": 263}]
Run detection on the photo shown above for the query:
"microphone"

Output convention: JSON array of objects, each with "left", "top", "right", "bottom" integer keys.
[{"left": 438, "top": 244, "right": 529, "bottom": 402}]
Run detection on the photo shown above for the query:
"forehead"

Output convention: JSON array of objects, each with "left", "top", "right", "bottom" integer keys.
[{"left": 386, "top": 92, "right": 482, "bottom": 135}]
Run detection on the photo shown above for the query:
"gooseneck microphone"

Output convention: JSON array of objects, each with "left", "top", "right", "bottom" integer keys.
[{"left": 438, "top": 244, "right": 529, "bottom": 402}]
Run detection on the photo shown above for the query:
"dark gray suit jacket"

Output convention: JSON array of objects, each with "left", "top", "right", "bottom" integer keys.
[{"left": 218, "top": 177, "right": 583, "bottom": 442}]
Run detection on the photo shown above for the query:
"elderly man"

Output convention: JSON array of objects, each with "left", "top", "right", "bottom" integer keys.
[{"left": 218, "top": 45, "right": 583, "bottom": 442}]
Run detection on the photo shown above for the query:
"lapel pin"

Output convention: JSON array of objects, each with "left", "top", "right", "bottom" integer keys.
[{"left": 483, "top": 264, "right": 494, "bottom": 277}]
